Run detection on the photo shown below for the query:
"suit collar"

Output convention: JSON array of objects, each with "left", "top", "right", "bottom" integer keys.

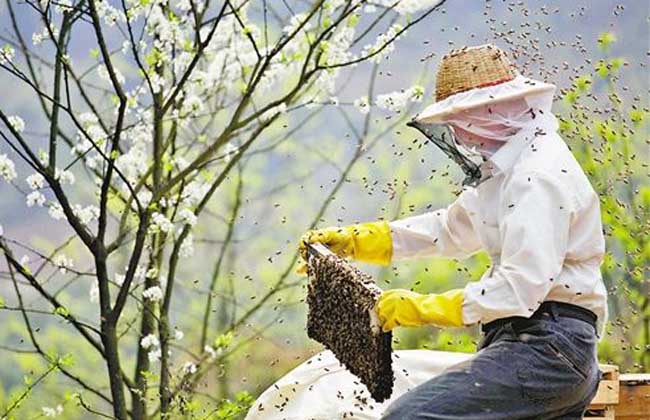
[{"left": 480, "top": 124, "right": 537, "bottom": 177}]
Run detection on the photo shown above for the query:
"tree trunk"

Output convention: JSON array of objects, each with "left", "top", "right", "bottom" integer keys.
[{"left": 102, "top": 322, "right": 128, "bottom": 419}]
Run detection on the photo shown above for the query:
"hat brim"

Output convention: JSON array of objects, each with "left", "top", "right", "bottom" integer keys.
[{"left": 413, "top": 76, "right": 556, "bottom": 124}]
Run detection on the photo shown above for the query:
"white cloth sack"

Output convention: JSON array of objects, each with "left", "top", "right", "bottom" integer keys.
[{"left": 245, "top": 350, "right": 474, "bottom": 420}]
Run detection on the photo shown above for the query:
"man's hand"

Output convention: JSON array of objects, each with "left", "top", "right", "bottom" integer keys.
[
  {"left": 296, "top": 227, "right": 355, "bottom": 274},
  {"left": 296, "top": 221, "right": 393, "bottom": 275},
  {"left": 375, "top": 288, "right": 465, "bottom": 332}
]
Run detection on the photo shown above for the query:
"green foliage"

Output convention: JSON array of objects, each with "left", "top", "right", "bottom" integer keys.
[
  {"left": 53, "top": 306, "right": 69, "bottom": 318},
  {"left": 209, "top": 391, "right": 254, "bottom": 419},
  {"left": 597, "top": 31, "right": 617, "bottom": 51},
  {"left": 347, "top": 14, "right": 360, "bottom": 27},
  {"left": 56, "top": 353, "right": 75, "bottom": 369},
  {"left": 429, "top": 331, "right": 478, "bottom": 353},
  {"left": 559, "top": 31, "right": 650, "bottom": 371},
  {"left": 214, "top": 331, "right": 234, "bottom": 349}
]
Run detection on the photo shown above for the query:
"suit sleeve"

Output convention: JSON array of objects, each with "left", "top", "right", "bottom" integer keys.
[{"left": 388, "top": 190, "right": 483, "bottom": 261}]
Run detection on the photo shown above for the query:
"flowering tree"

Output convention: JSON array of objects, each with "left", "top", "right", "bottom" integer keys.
[{"left": 0, "top": 0, "right": 445, "bottom": 418}]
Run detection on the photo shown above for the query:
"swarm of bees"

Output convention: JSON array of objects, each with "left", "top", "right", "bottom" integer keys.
[{"left": 305, "top": 244, "right": 394, "bottom": 402}]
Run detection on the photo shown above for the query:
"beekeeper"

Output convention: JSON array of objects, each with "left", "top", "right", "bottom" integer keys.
[{"left": 299, "top": 44, "right": 608, "bottom": 419}]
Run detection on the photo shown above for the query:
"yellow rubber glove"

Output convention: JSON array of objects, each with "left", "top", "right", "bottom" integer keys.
[
  {"left": 376, "top": 288, "right": 465, "bottom": 332},
  {"left": 296, "top": 221, "right": 393, "bottom": 275}
]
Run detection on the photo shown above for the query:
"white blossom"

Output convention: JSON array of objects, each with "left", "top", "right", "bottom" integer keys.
[
  {"left": 54, "top": 0, "right": 72, "bottom": 13},
  {"left": 375, "top": 85, "right": 425, "bottom": 112},
  {"left": 134, "top": 265, "right": 147, "bottom": 283},
  {"left": 148, "top": 348, "right": 162, "bottom": 363},
  {"left": 79, "top": 112, "right": 99, "bottom": 127},
  {"left": 0, "top": 44, "right": 15, "bottom": 64},
  {"left": 364, "top": 4, "right": 377, "bottom": 13},
  {"left": 151, "top": 212, "right": 173, "bottom": 233},
  {"left": 72, "top": 113, "right": 106, "bottom": 162},
  {"left": 260, "top": 103, "right": 287, "bottom": 123},
  {"left": 141, "top": 334, "right": 159, "bottom": 349},
  {"left": 72, "top": 204, "right": 99, "bottom": 225},
  {"left": 180, "top": 94, "right": 203, "bottom": 117},
  {"left": 136, "top": 189, "right": 153, "bottom": 207},
  {"left": 179, "top": 234, "right": 194, "bottom": 257},
  {"left": 174, "top": 329, "right": 184, "bottom": 340},
  {"left": 311, "top": 71, "right": 337, "bottom": 100},
  {"left": 304, "top": 25, "right": 356, "bottom": 103},
  {"left": 325, "top": 27, "right": 356, "bottom": 66},
  {"left": 362, "top": 24, "right": 403, "bottom": 63},
  {"left": 38, "top": 150, "right": 49, "bottom": 165},
  {"left": 32, "top": 24, "right": 57, "bottom": 46},
  {"left": 171, "top": 156, "right": 189, "bottom": 171},
  {"left": 204, "top": 345, "right": 220, "bottom": 360},
  {"left": 121, "top": 40, "right": 132, "bottom": 56},
  {"left": 178, "top": 208, "right": 197, "bottom": 226},
  {"left": 89, "top": 284, "right": 99, "bottom": 303},
  {"left": 0, "top": 154, "right": 17, "bottom": 181},
  {"left": 26, "top": 191, "right": 46, "bottom": 207},
  {"left": 149, "top": 72, "right": 165, "bottom": 93},
  {"left": 222, "top": 142, "right": 238, "bottom": 163},
  {"left": 19, "top": 255, "right": 30, "bottom": 270},
  {"left": 54, "top": 168, "right": 75, "bottom": 185},
  {"left": 181, "top": 361, "right": 197, "bottom": 374},
  {"left": 181, "top": 180, "right": 210, "bottom": 206},
  {"left": 0, "top": 224, "right": 3, "bottom": 236},
  {"left": 84, "top": 154, "right": 102, "bottom": 170},
  {"left": 394, "top": 0, "right": 444, "bottom": 15},
  {"left": 94, "top": 1, "right": 124, "bottom": 26},
  {"left": 32, "top": 32, "right": 44, "bottom": 46},
  {"left": 143, "top": 285, "right": 163, "bottom": 302},
  {"left": 98, "top": 64, "right": 126, "bottom": 85},
  {"left": 145, "top": 267, "right": 159, "bottom": 280},
  {"left": 48, "top": 202, "right": 65, "bottom": 220},
  {"left": 27, "top": 173, "right": 45, "bottom": 190},
  {"left": 175, "top": 0, "right": 193, "bottom": 11},
  {"left": 7, "top": 115, "right": 25, "bottom": 133},
  {"left": 353, "top": 96, "right": 370, "bottom": 114},
  {"left": 115, "top": 273, "right": 125, "bottom": 286},
  {"left": 41, "top": 405, "right": 63, "bottom": 418},
  {"left": 53, "top": 254, "right": 74, "bottom": 274}
]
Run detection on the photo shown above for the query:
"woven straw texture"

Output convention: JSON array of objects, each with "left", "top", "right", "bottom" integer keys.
[{"left": 435, "top": 44, "right": 517, "bottom": 102}]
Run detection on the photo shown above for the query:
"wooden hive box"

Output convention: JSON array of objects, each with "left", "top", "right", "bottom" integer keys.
[
  {"left": 616, "top": 372, "right": 650, "bottom": 420},
  {"left": 584, "top": 364, "right": 650, "bottom": 420},
  {"left": 584, "top": 364, "right": 619, "bottom": 419}
]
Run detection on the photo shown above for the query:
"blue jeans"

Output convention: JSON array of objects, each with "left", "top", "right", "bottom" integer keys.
[{"left": 381, "top": 314, "right": 602, "bottom": 419}]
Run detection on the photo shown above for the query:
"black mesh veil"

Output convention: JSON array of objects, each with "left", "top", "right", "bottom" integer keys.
[{"left": 406, "top": 119, "right": 483, "bottom": 187}]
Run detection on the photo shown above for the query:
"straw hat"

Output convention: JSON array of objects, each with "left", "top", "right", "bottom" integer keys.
[{"left": 415, "top": 44, "right": 555, "bottom": 124}]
